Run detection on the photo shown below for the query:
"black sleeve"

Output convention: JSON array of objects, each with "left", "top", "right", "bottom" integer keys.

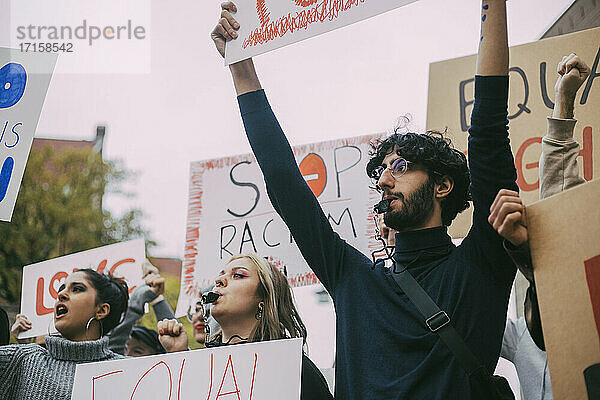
[
  {"left": 0, "top": 306, "right": 8, "bottom": 346},
  {"left": 503, "top": 240, "right": 533, "bottom": 283},
  {"left": 460, "top": 75, "right": 519, "bottom": 285},
  {"left": 239, "top": 90, "right": 367, "bottom": 294},
  {"left": 301, "top": 354, "right": 333, "bottom": 400}
]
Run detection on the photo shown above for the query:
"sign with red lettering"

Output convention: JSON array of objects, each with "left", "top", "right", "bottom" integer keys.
[
  {"left": 224, "top": 0, "right": 419, "bottom": 65},
  {"left": 527, "top": 178, "right": 600, "bottom": 400},
  {"left": 19, "top": 239, "right": 146, "bottom": 339},
  {"left": 426, "top": 27, "right": 600, "bottom": 238},
  {"left": 177, "top": 133, "right": 382, "bottom": 317},
  {"left": 71, "top": 338, "right": 303, "bottom": 400},
  {"left": 0, "top": 48, "right": 57, "bottom": 221}
]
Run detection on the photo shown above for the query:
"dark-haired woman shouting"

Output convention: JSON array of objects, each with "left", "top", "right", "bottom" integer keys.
[{"left": 0, "top": 269, "right": 129, "bottom": 400}]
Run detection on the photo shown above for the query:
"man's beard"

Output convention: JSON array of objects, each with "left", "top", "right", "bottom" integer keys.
[{"left": 383, "top": 177, "right": 436, "bottom": 232}]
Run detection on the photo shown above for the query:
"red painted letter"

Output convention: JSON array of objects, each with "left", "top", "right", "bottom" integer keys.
[
  {"left": 248, "top": 354, "right": 258, "bottom": 400},
  {"left": 130, "top": 361, "right": 173, "bottom": 400},
  {"left": 579, "top": 126, "right": 594, "bottom": 181},
  {"left": 585, "top": 254, "right": 600, "bottom": 345},
  {"left": 35, "top": 277, "right": 54, "bottom": 316},
  {"left": 216, "top": 355, "right": 241, "bottom": 400},
  {"left": 515, "top": 137, "right": 542, "bottom": 192},
  {"left": 48, "top": 271, "right": 68, "bottom": 299},
  {"left": 92, "top": 370, "right": 123, "bottom": 400},
  {"left": 110, "top": 258, "right": 136, "bottom": 276}
]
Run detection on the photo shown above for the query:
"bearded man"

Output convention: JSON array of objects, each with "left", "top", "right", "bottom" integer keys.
[{"left": 211, "top": 0, "right": 517, "bottom": 398}]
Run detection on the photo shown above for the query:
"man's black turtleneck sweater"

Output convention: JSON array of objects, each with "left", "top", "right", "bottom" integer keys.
[{"left": 237, "top": 75, "right": 518, "bottom": 400}]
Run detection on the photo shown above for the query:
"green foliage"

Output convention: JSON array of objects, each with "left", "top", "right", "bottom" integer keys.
[
  {"left": 136, "top": 274, "right": 204, "bottom": 350},
  {"left": 0, "top": 145, "right": 154, "bottom": 303}
]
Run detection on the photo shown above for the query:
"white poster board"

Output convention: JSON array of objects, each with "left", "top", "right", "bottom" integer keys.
[
  {"left": 71, "top": 338, "right": 303, "bottom": 400},
  {"left": 177, "top": 133, "right": 382, "bottom": 316},
  {"left": 0, "top": 48, "right": 57, "bottom": 221},
  {"left": 225, "top": 0, "right": 419, "bottom": 65},
  {"left": 19, "top": 239, "right": 146, "bottom": 339}
]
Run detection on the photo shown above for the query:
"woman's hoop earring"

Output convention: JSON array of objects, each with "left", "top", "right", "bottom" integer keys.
[
  {"left": 255, "top": 304, "right": 263, "bottom": 321},
  {"left": 85, "top": 317, "right": 103, "bottom": 341}
]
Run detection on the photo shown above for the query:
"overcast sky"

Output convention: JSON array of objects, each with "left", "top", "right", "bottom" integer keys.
[{"left": 2, "top": 0, "right": 574, "bottom": 257}]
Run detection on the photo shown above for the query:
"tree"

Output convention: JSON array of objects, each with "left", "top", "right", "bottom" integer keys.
[{"left": 0, "top": 145, "right": 154, "bottom": 303}]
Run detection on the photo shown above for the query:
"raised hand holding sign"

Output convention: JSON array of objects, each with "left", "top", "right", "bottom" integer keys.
[{"left": 222, "top": 0, "right": 420, "bottom": 64}]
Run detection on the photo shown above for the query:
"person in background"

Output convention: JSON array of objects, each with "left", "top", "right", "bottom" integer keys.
[
  {"left": 158, "top": 253, "right": 333, "bottom": 400},
  {"left": 374, "top": 214, "right": 396, "bottom": 267},
  {"left": 0, "top": 269, "right": 128, "bottom": 400},
  {"left": 108, "top": 259, "right": 176, "bottom": 356},
  {"left": 187, "top": 297, "right": 209, "bottom": 345},
  {"left": 126, "top": 325, "right": 166, "bottom": 356},
  {"left": 489, "top": 53, "right": 591, "bottom": 400}
]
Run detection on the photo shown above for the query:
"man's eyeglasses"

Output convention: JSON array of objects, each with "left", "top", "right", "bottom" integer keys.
[{"left": 370, "top": 158, "right": 413, "bottom": 183}]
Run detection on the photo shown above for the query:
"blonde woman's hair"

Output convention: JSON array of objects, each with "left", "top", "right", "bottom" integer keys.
[{"left": 212, "top": 253, "right": 307, "bottom": 344}]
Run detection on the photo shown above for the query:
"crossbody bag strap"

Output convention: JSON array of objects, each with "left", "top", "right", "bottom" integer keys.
[{"left": 389, "top": 265, "right": 485, "bottom": 376}]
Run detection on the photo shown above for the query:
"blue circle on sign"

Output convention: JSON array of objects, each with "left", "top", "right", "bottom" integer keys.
[{"left": 0, "top": 63, "right": 27, "bottom": 109}]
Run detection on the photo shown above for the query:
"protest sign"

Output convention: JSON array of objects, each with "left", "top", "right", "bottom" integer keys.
[
  {"left": 224, "top": 0, "right": 419, "bottom": 65},
  {"left": 427, "top": 27, "right": 600, "bottom": 238},
  {"left": 19, "top": 239, "right": 146, "bottom": 339},
  {"left": 0, "top": 48, "right": 57, "bottom": 221},
  {"left": 71, "top": 337, "right": 303, "bottom": 400},
  {"left": 177, "top": 133, "right": 382, "bottom": 317},
  {"left": 527, "top": 179, "right": 600, "bottom": 400}
]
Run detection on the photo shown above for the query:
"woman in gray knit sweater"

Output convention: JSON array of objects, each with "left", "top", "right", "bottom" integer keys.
[{"left": 0, "top": 269, "right": 129, "bottom": 400}]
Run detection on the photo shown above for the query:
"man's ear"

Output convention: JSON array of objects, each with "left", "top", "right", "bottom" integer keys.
[
  {"left": 96, "top": 303, "right": 111, "bottom": 321},
  {"left": 435, "top": 175, "right": 454, "bottom": 200}
]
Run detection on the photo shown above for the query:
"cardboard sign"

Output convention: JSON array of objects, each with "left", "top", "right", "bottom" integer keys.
[
  {"left": 0, "top": 48, "right": 57, "bottom": 221},
  {"left": 19, "top": 239, "right": 146, "bottom": 339},
  {"left": 71, "top": 338, "right": 303, "bottom": 400},
  {"left": 225, "top": 0, "right": 419, "bottom": 65},
  {"left": 527, "top": 179, "right": 600, "bottom": 400},
  {"left": 426, "top": 27, "right": 600, "bottom": 238},
  {"left": 177, "top": 133, "right": 382, "bottom": 317}
]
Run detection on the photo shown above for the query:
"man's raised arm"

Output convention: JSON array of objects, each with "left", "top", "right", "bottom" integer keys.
[
  {"left": 464, "top": 0, "right": 517, "bottom": 281},
  {"left": 540, "top": 53, "right": 590, "bottom": 198},
  {"left": 211, "top": 2, "right": 354, "bottom": 293},
  {"left": 476, "top": 0, "right": 508, "bottom": 76}
]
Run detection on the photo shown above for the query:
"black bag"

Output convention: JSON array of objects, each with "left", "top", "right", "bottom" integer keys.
[{"left": 389, "top": 264, "right": 515, "bottom": 400}]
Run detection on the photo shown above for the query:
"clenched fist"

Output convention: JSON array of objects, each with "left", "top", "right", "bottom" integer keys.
[
  {"left": 555, "top": 53, "right": 590, "bottom": 100},
  {"left": 488, "top": 189, "right": 528, "bottom": 247},
  {"left": 157, "top": 319, "right": 189, "bottom": 353}
]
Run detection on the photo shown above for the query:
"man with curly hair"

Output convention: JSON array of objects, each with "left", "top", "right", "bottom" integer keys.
[
  {"left": 211, "top": 0, "right": 517, "bottom": 398},
  {"left": 365, "top": 130, "right": 472, "bottom": 230}
]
